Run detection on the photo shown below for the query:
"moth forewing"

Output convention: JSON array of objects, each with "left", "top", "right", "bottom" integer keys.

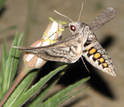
[{"left": 14, "top": 32, "right": 83, "bottom": 63}]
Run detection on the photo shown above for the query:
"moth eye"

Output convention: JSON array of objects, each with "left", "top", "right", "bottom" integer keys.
[{"left": 70, "top": 25, "right": 76, "bottom": 31}]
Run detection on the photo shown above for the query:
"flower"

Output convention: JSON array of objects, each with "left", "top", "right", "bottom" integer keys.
[{"left": 24, "top": 19, "right": 64, "bottom": 69}]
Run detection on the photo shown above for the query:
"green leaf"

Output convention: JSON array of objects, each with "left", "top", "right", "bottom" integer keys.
[
  {"left": 0, "top": 38, "right": 8, "bottom": 98},
  {"left": 49, "top": 87, "right": 89, "bottom": 107},
  {"left": 38, "top": 87, "right": 89, "bottom": 107},
  {"left": 2, "top": 34, "right": 18, "bottom": 94},
  {"left": 28, "top": 71, "right": 65, "bottom": 107},
  {"left": 1, "top": 33, "right": 23, "bottom": 96},
  {"left": 6, "top": 65, "right": 67, "bottom": 107},
  {"left": 4, "top": 70, "right": 37, "bottom": 107},
  {"left": 2, "top": 38, "right": 8, "bottom": 72},
  {"left": 11, "top": 32, "right": 24, "bottom": 81},
  {"left": 41, "top": 77, "right": 90, "bottom": 107}
]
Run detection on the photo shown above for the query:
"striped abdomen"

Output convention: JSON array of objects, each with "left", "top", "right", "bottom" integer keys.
[{"left": 82, "top": 38, "right": 116, "bottom": 76}]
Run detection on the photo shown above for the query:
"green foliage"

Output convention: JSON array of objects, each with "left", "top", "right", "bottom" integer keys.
[
  {"left": 39, "top": 77, "right": 90, "bottom": 107},
  {"left": 0, "top": 33, "right": 23, "bottom": 97},
  {"left": 0, "top": 33, "right": 90, "bottom": 107},
  {"left": 6, "top": 65, "right": 67, "bottom": 107}
]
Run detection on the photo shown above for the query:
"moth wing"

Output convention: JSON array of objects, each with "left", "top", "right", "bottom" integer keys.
[
  {"left": 14, "top": 33, "right": 83, "bottom": 63},
  {"left": 90, "top": 7, "right": 115, "bottom": 31}
]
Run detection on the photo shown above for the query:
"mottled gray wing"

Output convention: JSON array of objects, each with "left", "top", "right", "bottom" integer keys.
[
  {"left": 90, "top": 7, "right": 115, "bottom": 32},
  {"left": 14, "top": 33, "right": 82, "bottom": 63}
]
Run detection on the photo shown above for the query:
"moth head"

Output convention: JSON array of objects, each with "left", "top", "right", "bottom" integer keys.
[{"left": 69, "top": 22, "right": 80, "bottom": 34}]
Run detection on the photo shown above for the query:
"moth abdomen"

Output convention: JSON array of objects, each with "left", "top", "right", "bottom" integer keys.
[{"left": 82, "top": 41, "right": 116, "bottom": 76}]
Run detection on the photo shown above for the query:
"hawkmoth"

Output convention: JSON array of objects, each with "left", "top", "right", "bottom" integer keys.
[{"left": 14, "top": 7, "right": 116, "bottom": 76}]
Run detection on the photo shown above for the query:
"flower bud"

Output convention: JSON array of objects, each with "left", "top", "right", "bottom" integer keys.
[{"left": 23, "top": 20, "right": 64, "bottom": 69}]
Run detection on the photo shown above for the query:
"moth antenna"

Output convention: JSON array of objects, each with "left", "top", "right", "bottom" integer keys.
[
  {"left": 81, "top": 56, "right": 90, "bottom": 73},
  {"left": 54, "top": 10, "right": 73, "bottom": 22},
  {"left": 78, "top": 2, "right": 84, "bottom": 22}
]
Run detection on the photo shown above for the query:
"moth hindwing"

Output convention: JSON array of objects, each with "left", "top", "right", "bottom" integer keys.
[{"left": 14, "top": 7, "right": 116, "bottom": 76}]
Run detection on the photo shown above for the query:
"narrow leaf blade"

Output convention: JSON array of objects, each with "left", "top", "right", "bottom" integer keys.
[
  {"left": 0, "top": 38, "right": 8, "bottom": 98},
  {"left": 28, "top": 71, "right": 65, "bottom": 107},
  {"left": 8, "top": 65, "right": 67, "bottom": 107},
  {"left": 11, "top": 33, "right": 24, "bottom": 81},
  {"left": 2, "top": 33, "right": 18, "bottom": 94},
  {"left": 4, "top": 70, "right": 37, "bottom": 107},
  {"left": 42, "top": 77, "right": 90, "bottom": 107}
]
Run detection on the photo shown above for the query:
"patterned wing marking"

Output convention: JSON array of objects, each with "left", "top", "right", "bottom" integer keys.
[{"left": 14, "top": 33, "right": 83, "bottom": 63}]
